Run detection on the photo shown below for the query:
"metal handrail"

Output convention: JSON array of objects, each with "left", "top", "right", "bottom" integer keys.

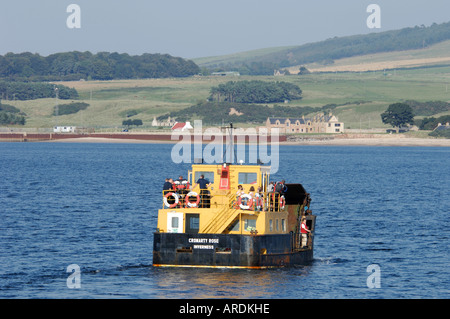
[
  {"left": 162, "top": 189, "right": 287, "bottom": 212},
  {"left": 231, "top": 191, "right": 286, "bottom": 212},
  {"left": 162, "top": 189, "right": 213, "bottom": 209}
]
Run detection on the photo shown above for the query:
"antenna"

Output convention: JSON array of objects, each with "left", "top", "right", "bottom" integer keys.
[{"left": 221, "top": 122, "right": 237, "bottom": 164}]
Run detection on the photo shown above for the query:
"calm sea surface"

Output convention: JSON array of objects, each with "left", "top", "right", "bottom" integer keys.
[{"left": 0, "top": 142, "right": 448, "bottom": 299}]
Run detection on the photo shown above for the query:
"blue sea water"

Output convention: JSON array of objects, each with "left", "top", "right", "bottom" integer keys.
[{"left": 0, "top": 142, "right": 448, "bottom": 299}]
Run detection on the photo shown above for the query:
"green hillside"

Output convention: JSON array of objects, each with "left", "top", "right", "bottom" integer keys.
[
  {"left": 3, "top": 64, "right": 449, "bottom": 130},
  {"left": 194, "top": 21, "right": 450, "bottom": 73}
]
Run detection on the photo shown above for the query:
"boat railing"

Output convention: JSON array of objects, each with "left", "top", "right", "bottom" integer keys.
[
  {"left": 162, "top": 190, "right": 286, "bottom": 212},
  {"left": 231, "top": 192, "right": 286, "bottom": 212},
  {"left": 162, "top": 189, "right": 212, "bottom": 209}
]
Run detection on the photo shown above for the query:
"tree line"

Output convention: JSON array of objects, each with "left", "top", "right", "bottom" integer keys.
[
  {"left": 404, "top": 100, "right": 450, "bottom": 116},
  {"left": 0, "top": 81, "right": 78, "bottom": 100},
  {"left": 381, "top": 101, "right": 450, "bottom": 138},
  {"left": 209, "top": 80, "right": 302, "bottom": 104},
  {"left": 53, "top": 102, "right": 89, "bottom": 116},
  {"left": 202, "top": 21, "right": 450, "bottom": 74},
  {"left": 415, "top": 115, "right": 450, "bottom": 130},
  {"left": 0, "top": 51, "right": 200, "bottom": 81},
  {"left": 0, "top": 102, "right": 26, "bottom": 125}
]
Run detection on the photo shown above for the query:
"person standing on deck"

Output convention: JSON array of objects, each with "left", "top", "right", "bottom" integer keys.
[
  {"left": 192, "top": 175, "right": 211, "bottom": 208},
  {"left": 163, "top": 178, "right": 173, "bottom": 195},
  {"left": 301, "top": 218, "right": 311, "bottom": 247}
]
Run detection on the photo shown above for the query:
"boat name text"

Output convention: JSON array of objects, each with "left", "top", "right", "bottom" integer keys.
[{"left": 188, "top": 238, "right": 219, "bottom": 244}]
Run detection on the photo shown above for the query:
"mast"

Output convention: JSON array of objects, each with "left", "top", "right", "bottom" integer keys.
[{"left": 222, "top": 122, "right": 237, "bottom": 164}]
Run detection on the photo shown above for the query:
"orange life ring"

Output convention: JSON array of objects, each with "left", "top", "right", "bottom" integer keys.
[
  {"left": 239, "top": 194, "right": 253, "bottom": 210},
  {"left": 163, "top": 192, "right": 179, "bottom": 208},
  {"left": 185, "top": 191, "right": 200, "bottom": 208},
  {"left": 279, "top": 195, "right": 285, "bottom": 210}
]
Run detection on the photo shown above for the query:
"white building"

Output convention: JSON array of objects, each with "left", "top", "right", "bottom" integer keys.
[{"left": 53, "top": 126, "right": 76, "bottom": 133}]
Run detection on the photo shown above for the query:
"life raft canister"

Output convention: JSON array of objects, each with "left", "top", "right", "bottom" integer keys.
[
  {"left": 238, "top": 193, "right": 253, "bottom": 210},
  {"left": 175, "top": 180, "right": 189, "bottom": 190},
  {"left": 163, "top": 192, "right": 179, "bottom": 208},
  {"left": 185, "top": 191, "right": 200, "bottom": 208}
]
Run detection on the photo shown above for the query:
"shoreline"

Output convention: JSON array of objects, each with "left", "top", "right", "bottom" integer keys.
[
  {"left": 281, "top": 137, "right": 450, "bottom": 147},
  {"left": 0, "top": 132, "right": 448, "bottom": 147},
  {"left": 1, "top": 136, "right": 448, "bottom": 147}
]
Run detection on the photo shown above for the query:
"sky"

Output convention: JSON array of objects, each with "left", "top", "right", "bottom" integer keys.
[{"left": 0, "top": 0, "right": 449, "bottom": 59}]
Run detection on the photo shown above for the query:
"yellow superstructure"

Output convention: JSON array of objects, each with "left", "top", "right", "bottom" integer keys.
[{"left": 156, "top": 163, "right": 305, "bottom": 236}]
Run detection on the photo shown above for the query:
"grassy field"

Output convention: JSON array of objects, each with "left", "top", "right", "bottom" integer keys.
[{"left": 5, "top": 63, "right": 450, "bottom": 131}]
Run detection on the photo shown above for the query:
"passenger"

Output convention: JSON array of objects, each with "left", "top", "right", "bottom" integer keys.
[
  {"left": 236, "top": 184, "right": 244, "bottom": 199},
  {"left": 273, "top": 180, "right": 287, "bottom": 211},
  {"left": 193, "top": 174, "right": 211, "bottom": 208},
  {"left": 163, "top": 178, "right": 173, "bottom": 195},
  {"left": 233, "top": 185, "right": 244, "bottom": 209},
  {"left": 247, "top": 186, "right": 256, "bottom": 210},
  {"left": 255, "top": 186, "right": 264, "bottom": 211},
  {"left": 275, "top": 180, "right": 287, "bottom": 195},
  {"left": 300, "top": 218, "right": 311, "bottom": 247},
  {"left": 267, "top": 181, "right": 275, "bottom": 193},
  {"left": 163, "top": 178, "right": 175, "bottom": 207},
  {"left": 248, "top": 186, "right": 255, "bottom": 198}
]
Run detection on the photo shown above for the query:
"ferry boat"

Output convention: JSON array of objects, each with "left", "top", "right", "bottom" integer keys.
[{"left": 152, "top": 128, "right": 316, "bottom": 269}]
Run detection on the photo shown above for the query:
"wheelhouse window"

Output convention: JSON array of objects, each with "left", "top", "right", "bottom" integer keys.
[
  {"left": 194, "top": 171, "right": 214, "bottom": 184},
  {"left": 238, "top": 172, "right": 257, "bottom": 184}
]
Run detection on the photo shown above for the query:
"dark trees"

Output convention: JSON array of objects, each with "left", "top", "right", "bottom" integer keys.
[{"left": 381, "top": 103, "right": 415, "bottom": 131}]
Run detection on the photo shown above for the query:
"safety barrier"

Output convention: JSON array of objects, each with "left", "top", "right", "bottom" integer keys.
[{"left": 162, "top": 190, "right": 286, "bottom": 212}]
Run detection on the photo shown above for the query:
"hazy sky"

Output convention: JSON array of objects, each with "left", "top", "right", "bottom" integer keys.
[{"left": 1, "top": 0, "right": 449, "bottom": 58}]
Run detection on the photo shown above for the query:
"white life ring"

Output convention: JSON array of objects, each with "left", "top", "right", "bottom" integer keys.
[
  {"left": 238, "top": 193, "right": 253, "bottom": 210},
  {"left": 279, "top": 195, "right": 286, "bottom": 210},
  {"left": 163, "top": 192, "right": 179, "bottom": 208},
  {"left": 185, "top": 191, "right": 200, "bottom": 208}
]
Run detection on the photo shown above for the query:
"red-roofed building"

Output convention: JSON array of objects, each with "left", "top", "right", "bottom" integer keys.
[{"left": 171, "top": 121, "right": 193, "bottom": 131}]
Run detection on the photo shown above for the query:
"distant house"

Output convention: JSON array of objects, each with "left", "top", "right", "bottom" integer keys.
[
  {"left": 53, "top": 126, "right": 76, "bottom": 133},
  {"left": 434, "top": 122, "right": 450, "bottom": 131},
  {"left": 211, "top": 71, "right": 240, "bottom": 77},
  {"left": 171, "top": 121, "right": 193, "bottom": 132},
  {"left": 386, "top": 127, "right": 410, "bottom": 133},
  {"left": 152, "top": 116, "right": 176, "bottom": 127},
  {"left": 266, "top": 113, "right": 344, "bottom": 134}
]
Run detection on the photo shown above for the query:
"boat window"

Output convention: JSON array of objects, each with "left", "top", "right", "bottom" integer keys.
[
  {"left": 281, "top": 219, "right": 286, "bottom": 232},
  {"left": 269, "top": 219, "right": 273, "bottom": 232},
  {"left": 244, "top": 219, "right": 256, "bottom": 231},
  {"left": 195, "top": 171, "right": 214, "bottom": 184},
  {"left": 171, "top": 217, "right": 179, "bottom": 228},
  {"left": 238, "top": 172, "right": 257, "bottom": 184}
]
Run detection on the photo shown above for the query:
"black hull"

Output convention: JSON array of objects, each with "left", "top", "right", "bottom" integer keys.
[{"left": 153, "top": 232, "right": 313, "bottom": 268}]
